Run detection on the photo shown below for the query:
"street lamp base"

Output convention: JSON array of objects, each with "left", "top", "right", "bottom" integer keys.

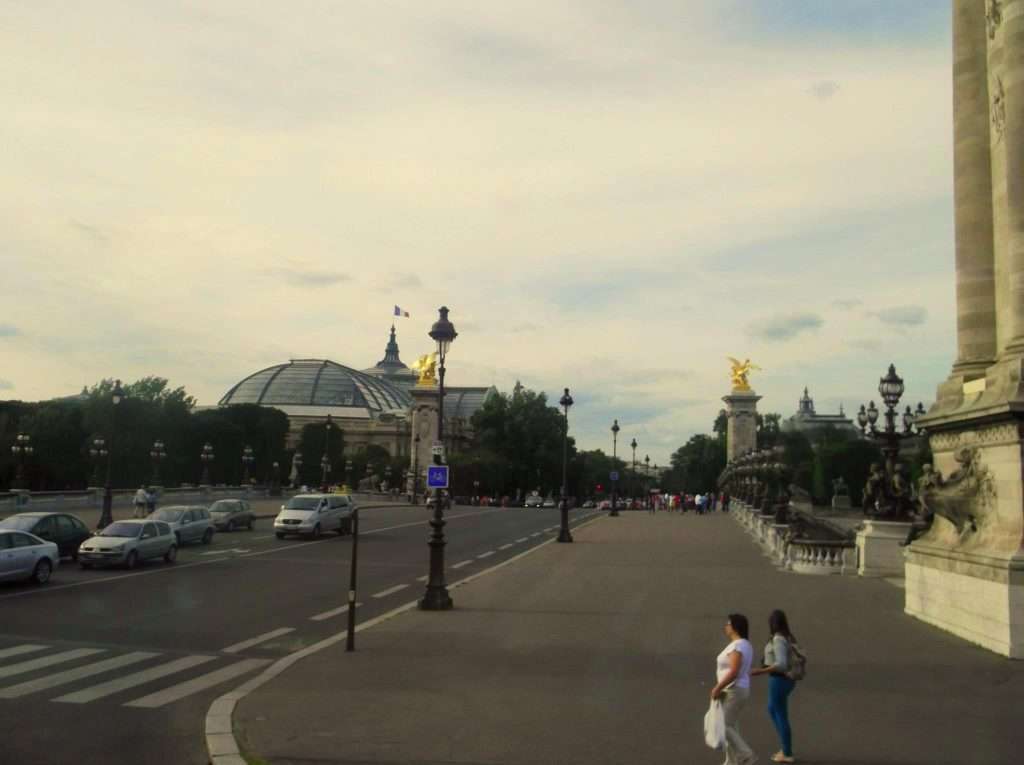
[
  {"left": 418, "top": 586, "right": 453, "bottom": 611},
  {"left": 97, "top": 487, "right": 114, "bottom": 530}
]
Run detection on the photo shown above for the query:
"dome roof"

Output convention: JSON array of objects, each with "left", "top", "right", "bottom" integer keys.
[{"left": 219, "top": 359, "right": 411, "bottom": 412}]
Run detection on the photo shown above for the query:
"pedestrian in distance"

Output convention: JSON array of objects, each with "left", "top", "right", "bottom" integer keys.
[
  {"left": 132, "top": 486, "right": 148, "bottom": 518},
  {"left": 145, "top": 486, "right": 157, "bottom": 515},
  {"left": 710, "top": 613, "right": 757, "bottom": 765},
  {"left": 751, "top": 609, "right": 798, "bottom": 763}
]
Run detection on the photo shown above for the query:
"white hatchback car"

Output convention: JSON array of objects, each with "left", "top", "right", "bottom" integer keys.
[
  {"left": 0, "top": 530, "right": 59, "bottom": 584},
  {"left": 274, "top": 494, "right": 357, "bottom": 539}
]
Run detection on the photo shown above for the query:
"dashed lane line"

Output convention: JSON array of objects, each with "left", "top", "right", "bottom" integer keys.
[
  {"left": 309, "top": 603, "right": 362, "bottom": 622},
  {"left": 498, "top": 543, "right": 514, "bottom": 550},
  {"left": 515, "top": 537, "right": 529, "bottom": 543},
  {"left": 451, "top": 560, "right": 473, "bottom": 569},
  {"left": 415, "top": 575, "right": 428, "bottom": 582},
  {"left": 222, "top": 628, "right": 295, "bottom": 655},
  {"left": 371, "top": 584, "right": 409, "bottom": 599},
  {"left": 477, "top": 551, "right": 495, "bottom": 559}
]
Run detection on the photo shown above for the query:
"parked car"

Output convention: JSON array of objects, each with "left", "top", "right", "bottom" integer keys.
[
  {"left": 0, "top": 530, "right": 59, "bottom": 584},
  {"left": 524, "top": 495, "right": 544, "bottom": 508},
  {"left": 147, "top": 506, "right": 215, "bottom": 546},
  {"left": 274, "top": 494, "right": 357, "bottom": 539},
  {"left": 78, "top": 520, "right": 177, "bottom": 569},
  {"left": 208, "top": 499, "right": 254, "bottom": 531},
  {"left": 581, "top": 500, "right": 596, "bottom": 508},
  {"left": 542, "top": 498, "right": 557, "bottom": 508},
  {"left": 0, "top": 512, "right": 92, "bottom": 560}
]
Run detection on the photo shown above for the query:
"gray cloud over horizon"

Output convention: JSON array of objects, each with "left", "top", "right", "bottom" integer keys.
[
  {"left": 749, "top": 313, "right": 825, "bottom": 342},
  {"left": 871, "top": 305, "right": 928, "bottom": 327}
]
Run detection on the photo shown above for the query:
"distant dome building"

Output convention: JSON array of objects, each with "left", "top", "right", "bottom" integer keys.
[
  {"left": 362, "top": 325, "right": 418, "bottom": 391},
  {"left": 781, "top": 387, "right": 860, "bottom": 440}
]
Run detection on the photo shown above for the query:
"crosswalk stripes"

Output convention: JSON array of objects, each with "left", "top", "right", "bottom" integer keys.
[{"left": 0, "top": 641, "right": 272, "bottom": 709}]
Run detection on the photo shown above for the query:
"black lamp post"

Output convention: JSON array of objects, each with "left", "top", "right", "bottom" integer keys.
[
  {"left": 856, "top": 363, "right": 927, "bottom": 520},
  {"left": 411, "top": 435, "right": 420, "bottom": 504},
  {"left": 644, "top": 454, "right": 651, "bottom": 508},
  {"left": 557, "top": 387, "right": 574, "bottom": 543},
  {"left": 89, "top": 437, "right": 107, "bottom": 487},
  {"left": 610, "top": 419, "right": 620, "bottom": 517},
  {"left": 271, "top": 460, "right": 280, "bottom": 495},
  {"left": 321, "top": 414, "right": 333, "bottom": 491},
  {"left": 98, "top": 379, "right": 124, "bottom": 530},
  {"left": 150, "top": 439, "right": 167, "bottom": 485},
  {"left": 241, "top": 444, "right": 255, "bottom": 486},
  {"left": 345, "top": 459, "right": 353, "bottom": 492},
  {"left": 420, "top": 306, "right": 457, "bottom": 611},
  {"left": 292, "top": 451, "right": 303, "bottom": 488},
  {"left": 200, "top": 442, "right": 215, "bottom": 486},
  {"left": 630, "top": 437, "right": 637, "bottom": 507},
  {"left": 11, "top": 433, "right": 33, "bottom": 490}
]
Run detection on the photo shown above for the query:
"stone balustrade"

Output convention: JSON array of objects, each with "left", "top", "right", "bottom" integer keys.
[{"left": 786, "top": 539, "right": 856, "bottom": 575}]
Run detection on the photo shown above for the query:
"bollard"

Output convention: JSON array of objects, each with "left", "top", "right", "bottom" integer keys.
[{"left": 346, "top": 511, "right": 359, "bottom": 652}]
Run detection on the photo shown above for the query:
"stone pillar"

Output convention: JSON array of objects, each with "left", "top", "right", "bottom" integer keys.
[
  {"left": 408, "top": 384, "right": 439, "bottom": 496},
  {"left": 722, "top": 390, "right": 761, "bottom": 462},
  {"left": 951, "top": 0, "right": 997, "bottom": 377}
]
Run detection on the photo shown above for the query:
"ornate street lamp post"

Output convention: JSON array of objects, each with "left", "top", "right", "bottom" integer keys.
[
  {"left": 271, "top": 460, "right": 281, "bottom": 496},
  {"left": 321, "top": 414, "right": 333, "bottom": 491},
  {"left": 200, "top": 442, "right": 215, "bottom": 486},
  {"left": 89, "top": 437, "right": 107, "bottom": 487},
  {"left": 610, "top": 419, "right": 620, "bottom": 517},
  {"left": 150, "top": 439, "right": 167, "bottom": 485},
  {"left": 98, "top": 379, "right": 124, "bottom": 530},
  {"left": 420, "top": 306, "right": 457, "bottom": 611},
  {"left": 292, "top": 451, "right": 303, "bottom": 488},
  {"left": 557, "top": 387, "right": 574, "bottom": 543},
  {"left": 856, "top": 363, "right": 927, "bottom": 520},
  {"left": 11, "top": 433, "right": 33, "bottom": 490},
  {"left": 241, "top": 444, "right": 255, "bottom": 486},
  {"left": 630, "top": 438, "right": 637, "bottom": 508},
  {"left": 644, "top": 454, "right": 651, "bottom": 509}
]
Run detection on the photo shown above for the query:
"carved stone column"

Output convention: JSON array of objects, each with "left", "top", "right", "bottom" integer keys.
[
  {"left": 722, "top": 390, "right": 761, "bottom": 463},
  {"left": 407, "top": 385, "right": 439, "bottom": 496}
]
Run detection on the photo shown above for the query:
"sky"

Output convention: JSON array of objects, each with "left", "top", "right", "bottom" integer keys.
[{"left": 1, "top": 1, "right": 956, "bottom": 465}]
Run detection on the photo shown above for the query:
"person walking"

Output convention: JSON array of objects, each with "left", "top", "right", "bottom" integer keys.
[
  {"left": 132, "top": 486, "right": 148, "bottom": 519},
  {"left": 145, "top": 486, "right": 157, "bottom": 515},
  {"left": 751, "top": 609, "right": 798, "bottom": 763},
  {"left": 710, "top": 613, "right": 756, "bottom": 765}
]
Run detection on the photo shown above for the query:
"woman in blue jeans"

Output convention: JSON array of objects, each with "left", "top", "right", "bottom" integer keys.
[{"left": 751, "top": 609, "right": 797, "bottom": 763}]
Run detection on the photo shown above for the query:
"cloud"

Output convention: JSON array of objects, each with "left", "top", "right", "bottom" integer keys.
[
  {"left": 0, "top": 379, "right": 12, "bottom": 391},
  {"left": 748, "top": 313, "right": 825, "bottom": 342},
  {"left": 847, "top": 338, "right": 881, "bottom": 351},
  {"left": 70, "top": 219, "right": 109, "bottom": 244},
  {"left": 808, "top": 80, "right": 840, "bottom": 100},
  {"left": 832, "top": 299, "right": 861, "bottom": 310},
  {"left": 871, "top": 305, "right": 927, "bottom": 327},
  {"left": 269, "top": 265, "right": 351, "bottom": 288},
  {"left": 0, "top": 324, "right": 20, "bottom": 337}
]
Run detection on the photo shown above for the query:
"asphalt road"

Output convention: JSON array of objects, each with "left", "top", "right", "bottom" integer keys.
[{"left": 0, "top": 502, "right": 602, "bottom": 765}]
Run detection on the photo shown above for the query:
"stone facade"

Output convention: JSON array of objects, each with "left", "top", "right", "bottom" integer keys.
[{"left": 723, "top": 389, "right": 761, "bottom": 461}]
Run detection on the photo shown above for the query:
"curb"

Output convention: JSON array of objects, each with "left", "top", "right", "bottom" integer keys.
[{"left": 205, "top": 511, "right": 608, "bottom": 765}]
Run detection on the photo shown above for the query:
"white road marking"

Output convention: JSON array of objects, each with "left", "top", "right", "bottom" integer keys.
[
  {"left": 515, "top": 537, "right": 529, "bottom": 543},
  {"left": 309, "top": 603, "right": 362, "bottom": 622},
  {"left": 531, "top": 532, "right": 543, "bottom": 537},
  {"left": 0, "top": 648, "right": 104, "bottom": 680},
  {"left": 498, "top": 543, "right": 514, "bottom": 550},
  {"left": 124, "top": 658, "right": 270, "bottom": 709},
  {"left": 54, "top": 655, "right": 217, "bottom": 704},
  {"left": 451, "top": 560, "right": 473, "bottom": 569},
  {"left": 477, "top": 551, "right": 495, "bottom": 559},
  {"left": 371, "top": 584, "right": 409, "bottom": 599},
  {"left": 0, "top": 645, "right": 46, "bottom": 660},
  {"left": 0, "top": 651, "right": 158, "bottom": 698},
  {"left": 415, "top": 575, "right": 429, "bottom": 582},
  {"left": 201, "top": 548, "right": 251, "bottom": 556},
  {"left": 222, "top": 628, "right": 295, "bottom": 654},
  {"left": 252, "top": 535, "right": 273, "bottom": 540}
]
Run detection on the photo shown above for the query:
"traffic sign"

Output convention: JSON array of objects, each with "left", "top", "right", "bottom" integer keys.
[
  {"left": 426, "top": 465, "right": 449, "bottom": 489},
  {"left": 609, "top": 471, "right": 619, "bottom": 482},
  {"left": 431, "top": 441, "right": 445, "bottom": 457}
]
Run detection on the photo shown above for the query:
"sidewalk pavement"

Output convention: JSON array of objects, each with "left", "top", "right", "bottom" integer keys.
[{"left": 235, "top": 512, "right": 1023, "bottom": 765}]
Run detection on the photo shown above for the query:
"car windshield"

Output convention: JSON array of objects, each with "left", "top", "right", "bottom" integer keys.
[
  {"left": 209, "top": 503, "right": 234, "bottom": 513},
  {"left": 286, "top": 497, "right": 320, "bottom": 511},
  {"left": 0, "top": 515, "right": 38, "bottom": 530},
  {"left": 151, "top": 508, "right": 185, "bottom": 522},
  {"left": 99, "top": 522, "right": 142, "bottom": 538}
]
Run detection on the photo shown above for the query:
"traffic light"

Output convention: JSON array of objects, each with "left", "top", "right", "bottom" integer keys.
[{"left": 596, "top": 483, "right": 603, "bottom": 492}]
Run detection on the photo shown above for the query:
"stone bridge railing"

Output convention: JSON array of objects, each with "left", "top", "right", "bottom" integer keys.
[{"left": 730, "top": 499, "right": 857, "bottom": 576}]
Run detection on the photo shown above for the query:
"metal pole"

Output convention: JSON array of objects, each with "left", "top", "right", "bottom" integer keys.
[
  {"left": 346, "top": 511, "right": 359, "bottom": 651},
  {"left": 99, "top": 434, "right": 114, "bottom": 530},
  {"left": 420, "top": 349, "right": 452, "bottom": 610},
  {"left": 558, "top": 392, "right": 573, "bottom": 543},
  {"left": 610, "top": 424, "right": 619, "bottom": 517}
]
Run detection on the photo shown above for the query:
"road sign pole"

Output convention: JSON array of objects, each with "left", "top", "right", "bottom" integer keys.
[{"left": 346, "top": 511, "right": 359, "bottom": 652}]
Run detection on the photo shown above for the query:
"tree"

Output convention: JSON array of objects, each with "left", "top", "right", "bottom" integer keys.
[{"left": 667, "top": 434, "right": 726, "bottom": 494}]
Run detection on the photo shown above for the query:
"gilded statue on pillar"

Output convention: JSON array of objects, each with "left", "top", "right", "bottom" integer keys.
[
  {"left": 412, "top": 353, "right": 438, "bottom": 386},
  {"left": 727, "top": 357, "right": 761, "bottom": 391}
]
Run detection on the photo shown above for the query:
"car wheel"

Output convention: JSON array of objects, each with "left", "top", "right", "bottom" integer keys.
[
  {"left": 247, "top": 519, "right": 254, "bottom": 531},
  {"left": 311, "top": 524, "right": 321, "bottom": 539},
  {"left": 275, "top": 532, "right": 285, "bottom": 539},
  {"left": 202, "top": 528, "right": 213, "bottom": 545},
  {"left": 70, "top": 547, "right": 79, "bottom": 562},
  {"left": 164, "top": 544, "right": 178, "bottom": 564},
  {"left": 125, "top": 551, "right": 138, "bottom": 570},
  {"left": 32, "top": 559, "right": 52, "bottom": 585}
]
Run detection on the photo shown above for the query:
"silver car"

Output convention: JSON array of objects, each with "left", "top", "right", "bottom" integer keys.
[
  {"left": 78, "top": 520, "right": 177, "bottom": 569},
  {"left": 209, "top": 499, "right": 254, "bottom": 531},
  {"left": 147, "top": 505, "right": 215, "bottom": 546},
  {"left": 274, "top": 494, "right": 357, "bottom": 539},
  {"left": 0, "top": 530, "right": 59, "bottom": 584}
]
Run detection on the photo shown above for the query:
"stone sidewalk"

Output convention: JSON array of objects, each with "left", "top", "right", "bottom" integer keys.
[{"left": 236, "top": 512, "right": 1022, "bottom": 765}]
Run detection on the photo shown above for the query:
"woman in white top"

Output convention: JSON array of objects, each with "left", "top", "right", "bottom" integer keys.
[{"left": 710, "top": 613, "right": 756, "bottom": 765}]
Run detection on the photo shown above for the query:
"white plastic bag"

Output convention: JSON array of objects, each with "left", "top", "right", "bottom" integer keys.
[{"left": 704, "top": 698, "right": 726, "bottom": 749}]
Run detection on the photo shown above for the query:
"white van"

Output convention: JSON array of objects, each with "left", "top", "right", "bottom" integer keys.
[{"left": 274, "top": 494, "right": 357, "bottom": 539}]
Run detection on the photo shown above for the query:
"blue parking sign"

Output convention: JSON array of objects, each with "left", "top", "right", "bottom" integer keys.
[
  {"left": 609, "top": 471, "right": 619, "bottom": 482},
  {"left": 427, "top": 465, "right": 449, "bottom": 489}
]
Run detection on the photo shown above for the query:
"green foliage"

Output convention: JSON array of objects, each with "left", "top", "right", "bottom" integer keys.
[
  {"left": 295, "top": 421, "right": 346, "bottom": 487},
  {"left": 469, "top": 387, "right": 576, "bottom": 497},
  {"left": 665, "top": 434, "right": 726, "bottom": 494}
]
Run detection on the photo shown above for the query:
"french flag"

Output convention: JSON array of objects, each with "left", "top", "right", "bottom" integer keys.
[{"left": 394, "top": 305, "right": 410, "bottom": 318}]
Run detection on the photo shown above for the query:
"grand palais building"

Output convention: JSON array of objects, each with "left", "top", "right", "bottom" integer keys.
[{"left": 217, "top": 326, "right": 496, "bottom": 459}]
